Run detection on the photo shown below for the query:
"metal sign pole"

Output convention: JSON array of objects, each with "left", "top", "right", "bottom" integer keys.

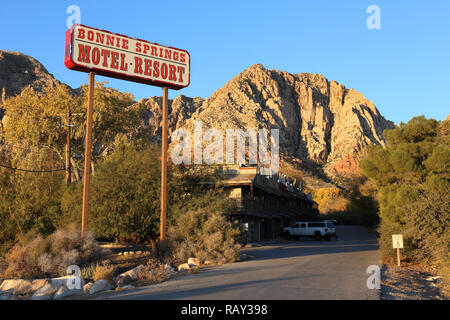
[
  {"left": 160, "top": 87, "right": 169, "bottom": 241},
  {"left": 81, "top": 72, "right": 95, "bottom": 236}
]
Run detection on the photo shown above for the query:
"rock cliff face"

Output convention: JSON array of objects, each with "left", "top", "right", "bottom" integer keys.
[
  {"left": 137, "top": 95, "right": 204, "bottom": 143},
  {"left": 164, "top": 64, "right": 395, "bottom": 178},
  {"left": 0, "top": 50, "right": 60, "bottom": 98}
]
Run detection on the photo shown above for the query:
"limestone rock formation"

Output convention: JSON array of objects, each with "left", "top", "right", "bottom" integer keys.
[{"left": 176, "top": 64, "right": 395, "bottom": 178}]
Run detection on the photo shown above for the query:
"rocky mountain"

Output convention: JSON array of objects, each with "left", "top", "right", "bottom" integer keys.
[
  {"left": 137, "top": 95, "right": 204, "bottom": 142},
  {"left": 143, "top": 64, "right": 395, "bottom": 182},
  {"left": 0, "top": 51, "right": 395, "bottom": 186},
  {"left": 0, "top": 50, "right": 60, "bottom": 98},
  {"left": 0, "top": 51, "right": 62, "bottom": 131}
]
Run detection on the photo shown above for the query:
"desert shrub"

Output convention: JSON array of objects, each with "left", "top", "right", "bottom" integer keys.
[
  {"left": 2, "top": 223, "right": 110, "bottom": 279},
  {"left": 167, "top": 209, "right": 241, "bottom": 265},
  {"left": 162, "top": 240, "right": 197, "bottom": 266},
  {"left": 136, "top": 258, "right": 170, "bottom": 284},
  {"left": 93, "top": 264, "right": 116, "bottom": 283},
  {"left": 80, "top": 264, "right": 97, "bottom": 282}
]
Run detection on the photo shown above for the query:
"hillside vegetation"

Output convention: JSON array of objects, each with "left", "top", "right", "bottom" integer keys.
[
  {"left": 360, "top": 116, "right": 449, "bottom": 294},
  {"left": 0, "top": 84, "right": 241, "bottom": 280}
]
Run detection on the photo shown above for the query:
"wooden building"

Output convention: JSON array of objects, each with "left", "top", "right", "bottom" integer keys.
[{"left": 219, "top": 165, "right": 319, "bottom": 243}]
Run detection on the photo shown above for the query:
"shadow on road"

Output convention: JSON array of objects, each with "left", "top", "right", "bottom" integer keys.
[{"left": 106, "top": 275, "right": 301, "bottom": 300}]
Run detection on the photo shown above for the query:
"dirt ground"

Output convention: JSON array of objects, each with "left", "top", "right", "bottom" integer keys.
[{"left": 381, "top": 263, "right": 448, "bottom": 300}]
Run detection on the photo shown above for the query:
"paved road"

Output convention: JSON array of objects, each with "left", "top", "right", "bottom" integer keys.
[{"left": 98, "top": 226, "right": 380, "bottom": 300}]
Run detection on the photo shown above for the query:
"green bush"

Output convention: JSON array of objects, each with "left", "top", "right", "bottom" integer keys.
[{"left": 360, "top": 116, "right": 449, "bottom": 292}]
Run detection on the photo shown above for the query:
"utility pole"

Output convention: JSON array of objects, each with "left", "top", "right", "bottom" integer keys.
[
  {"left": 160, "top": 87, "right": 169, "bottom": 241},
  {"left": 66, "top": 106, "right": 72, "bottom": 184},
  {"left": 1, "top": 88, "right": 5, "bottom": 105},
  {"left": 57, "top": 107, "right": 82, "bottom": 184}
]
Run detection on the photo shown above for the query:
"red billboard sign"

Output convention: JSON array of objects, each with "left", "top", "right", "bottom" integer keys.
[{"left": 64, "top": 24, "right": 190, "bottom": 90}]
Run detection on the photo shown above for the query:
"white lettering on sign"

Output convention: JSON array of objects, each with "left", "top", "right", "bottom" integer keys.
[
  {"left": 65, "top": 25, "right": 190, "bottom": 90},
  {"left": 392, "top": 234, "right": 403, "bottom": 249}
]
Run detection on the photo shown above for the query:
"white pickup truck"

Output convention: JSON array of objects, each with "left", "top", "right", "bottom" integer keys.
[{"left": 283, "top": 221, "right": 337, "bottom": 241}]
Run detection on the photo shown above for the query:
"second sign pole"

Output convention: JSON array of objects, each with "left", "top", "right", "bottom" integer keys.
[
  {"left": 160, "top": 87, "right": 169, "bottom": 241},
  {"left": 81, "top": 71, "right": 95, "bottom": 236}
]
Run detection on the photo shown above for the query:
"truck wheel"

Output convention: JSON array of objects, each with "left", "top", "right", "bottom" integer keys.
[
  {"left": 314, "top": 232, "right": 322, "bottom": 241},
  {"left": 284, "top": 232, "right": 291, "bottom": 240}
]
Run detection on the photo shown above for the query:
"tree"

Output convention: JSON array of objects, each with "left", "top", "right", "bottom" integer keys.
[
  {"left": 360, "top": 116, "right": 449, "bottom": 268},
  {"left": 60, "top": 138, "right": 234, "bottom": 243},
  {"left": 0, "top": 82, "right": 150, "bottom": 254}
]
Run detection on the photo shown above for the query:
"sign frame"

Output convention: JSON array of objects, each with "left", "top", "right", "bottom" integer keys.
[
  {"left": 392, "top": 234, "right": 403, "bottom": 267},
  {"left": 392, "top": 234, "right": 404, "bottom": 249},
  {"left": 64, "top": 24, "right": 190, "bottom": 90}
]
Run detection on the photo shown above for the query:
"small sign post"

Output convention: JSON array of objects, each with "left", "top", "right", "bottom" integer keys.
[
  {"left": 64, "top": 24, "right": 190, "bottom": 238},
  {"left": 392, "top": 234, "right": 403, "bottom": 267}
]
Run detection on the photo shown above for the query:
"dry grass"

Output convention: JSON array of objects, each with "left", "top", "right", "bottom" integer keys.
[
  {"left": 93, "top": 264, "right": 115, "bottom": 283},
  {"left": 2, "top": 223, "right": 110, "bottom": 279},
  {"left": 136, "top": 259, "right": 170, "bottom": 284}
]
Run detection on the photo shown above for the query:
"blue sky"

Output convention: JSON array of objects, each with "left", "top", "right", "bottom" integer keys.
[{"left": 0, "top": 0, "right": 448, "bottom": 124}]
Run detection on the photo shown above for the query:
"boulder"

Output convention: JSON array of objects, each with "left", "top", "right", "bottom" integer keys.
[
  {"left": 53, "top": 285, "right": 83, "bottom": 300},
  {"left": 116, "top": 275, "right": 133, "bottom": 287},
  {"left": 0, "top": 279, "right": 33, "bottom": 295},
  {"left": 31, "top": 282, "right": 63, "bottom": 299},
  {"left": 83, "top": 282, "right": 94, "bottom": 294},
  {"left": 178, "top": 263, "right": 190, "bottom": 272},
  {"left": 89, "top": 280, "right": 113, "bottom": 295},
  {"left": 31, "top": 293, "right": 51, "bottom": 300},
  {"left": 0, "top": 276, "right": 86, "bottom": 297},
  {"left": 31, "top": 279, "right": 50, "bottom": 292},
  {"left": 50, "top": 276, "right": 86, "bottom": 290},
  {"left": 117, "top": 264, "right": 145, "bottom": 281},
  {"left": 187, "top": 258, "right": 200, "bottom": 267},
  {"left": 163, "top": 264, "right": 175, "bottom": 275}
]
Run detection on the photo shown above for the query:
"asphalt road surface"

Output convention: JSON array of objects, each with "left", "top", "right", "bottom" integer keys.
[{"left": 97, "top": 225, "right": 381, "bottom": 300}]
